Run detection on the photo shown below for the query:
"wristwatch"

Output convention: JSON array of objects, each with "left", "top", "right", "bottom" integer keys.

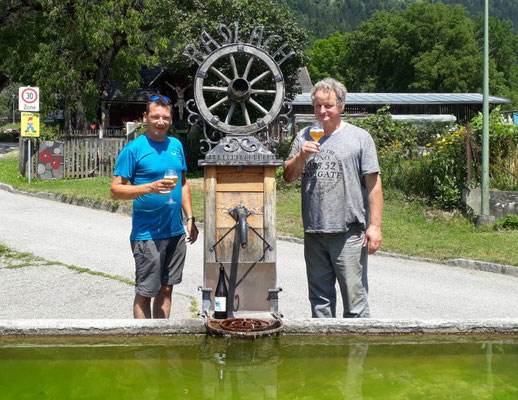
[{"left": 185, "top": 215, "right": 195, "bottom": 223}]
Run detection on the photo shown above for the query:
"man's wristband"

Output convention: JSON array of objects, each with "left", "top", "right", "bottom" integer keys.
[{"left": 185, "top": 215, "right": 195, "bottom": 223}]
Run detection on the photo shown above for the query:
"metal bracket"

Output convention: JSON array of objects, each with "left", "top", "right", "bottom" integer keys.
[
  {"left": 198, "top": 286, "right": 213, "bottom": 318},
  {"left": 210, "top": 213, "right": 273, "bottom": 265},
  {"left": 268, "top": 287, "right": 283, "bottom": 318}
]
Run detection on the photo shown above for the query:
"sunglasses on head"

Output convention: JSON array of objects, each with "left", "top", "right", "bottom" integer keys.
[{"left": 149, "top": 95, "right": 172, "bottom": 104}]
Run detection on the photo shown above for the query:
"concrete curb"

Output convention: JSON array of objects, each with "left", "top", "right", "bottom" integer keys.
[
  {"left": 0, "top": 319, "right": 206, "bottom": 336},
  {"left": 2, "top": 318, "right": 518, "bottom": 336},
  {"left": 2, "top": 183, "right": 518, "bottom": 276},
  {"left": 282, "top": 318, "right": 518, "bottom": 335},
  {"left": 0, "top": 182, "right": 132, "bottom": 215}
]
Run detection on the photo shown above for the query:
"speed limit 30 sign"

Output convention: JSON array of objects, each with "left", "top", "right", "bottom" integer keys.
[{"left": 19, "top": 86, "right": 40, "bottom": 112}]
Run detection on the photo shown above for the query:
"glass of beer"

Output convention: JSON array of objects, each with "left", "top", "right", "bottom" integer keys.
[
  {"left": 309, "top": 123, "right": 324, "bottom": 142},
  {"left": 163, "top": 167, "right": 179, "bottom": 204}
]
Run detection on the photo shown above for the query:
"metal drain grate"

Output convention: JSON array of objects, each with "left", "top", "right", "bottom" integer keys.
[{"left": 206, "top": 317, "right": 283, "bottom": 339}]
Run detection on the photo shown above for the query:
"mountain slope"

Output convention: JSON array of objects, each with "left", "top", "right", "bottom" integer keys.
[{"left": 280, "top": 0, "right": 518, "bottom": 40}]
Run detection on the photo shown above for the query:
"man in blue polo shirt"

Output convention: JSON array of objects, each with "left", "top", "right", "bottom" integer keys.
[{"left": 111, "top": 95, "right": 198, "bottom": 319}]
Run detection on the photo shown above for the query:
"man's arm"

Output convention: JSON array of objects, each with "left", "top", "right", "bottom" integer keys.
[
  {"left": 283, "top": 140, "right": 320, "bottom": 182},
  {"left": 181, "top": 171, "right": 199, "bottom": 244},
  {"left": 364, "top": 173, "right": 383, "bottom": 254},
  {"left": 110, "top": 176, "right": 175, "bottom": 200}
]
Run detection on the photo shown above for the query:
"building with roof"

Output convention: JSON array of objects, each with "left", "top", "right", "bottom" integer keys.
[
  {"left": 100, "top": 65, "right": 512, "bottom": 132},
  {"left": 101, "top": 66, "right": 191, "bottom": 131},
  {"left": 292, "top": 92, "right": 512, "bottom": 124}
]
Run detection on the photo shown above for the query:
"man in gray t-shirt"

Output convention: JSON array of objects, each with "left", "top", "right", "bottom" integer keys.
[{"left": 284, "top": 78, "right": 383, "bottom": 318}]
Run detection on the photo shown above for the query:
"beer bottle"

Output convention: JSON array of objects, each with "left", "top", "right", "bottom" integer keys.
[{"left": 214, "top": 266, "right": 228, "bottom": 319}]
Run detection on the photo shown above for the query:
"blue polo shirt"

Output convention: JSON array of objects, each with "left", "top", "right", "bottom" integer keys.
[{"left": 114, "top": 134, "right": 187, "bottom": 240}]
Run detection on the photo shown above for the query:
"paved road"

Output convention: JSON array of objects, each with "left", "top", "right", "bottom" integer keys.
[
  {"left": 1, "top": 188, "right": 518, "bottom": 320},
  {"left": 0, "top": 142, "right": 18, "bottom": 155}
]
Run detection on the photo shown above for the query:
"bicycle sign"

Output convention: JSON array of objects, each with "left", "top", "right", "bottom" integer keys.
[{"left": 19, "top": 86, "right": 40, "bottom": 112}]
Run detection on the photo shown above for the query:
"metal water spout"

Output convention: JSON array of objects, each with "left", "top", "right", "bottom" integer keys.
[{"left": 229, "top": 203, "right": 251, "bottom": 249}]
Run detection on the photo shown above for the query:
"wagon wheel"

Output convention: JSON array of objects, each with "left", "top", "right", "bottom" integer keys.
[{"left": 193, "top": 44, "right": 285, "bottom": 136}]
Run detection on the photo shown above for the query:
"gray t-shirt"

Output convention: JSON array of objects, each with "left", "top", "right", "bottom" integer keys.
[{"left": 287, "top": 122, "right": 380, "bottom": 233}]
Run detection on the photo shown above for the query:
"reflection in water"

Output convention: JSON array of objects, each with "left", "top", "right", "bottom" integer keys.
[
  {"left": 485, "top": 342, "right": 494, "bottom": 393},
  {"left": 201, "top": 337, "right": 368, "bottom": 399},
  {"left": 342, "top": 344, "right": 368, "bottom": 400},
  {"left": 202, "top": 336, "right": 280, "bottom": 398},
  {"left": 0, "top": 336, "right": 518, "bottom": 399}
]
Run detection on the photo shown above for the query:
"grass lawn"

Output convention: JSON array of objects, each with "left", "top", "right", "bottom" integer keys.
[
  {"left": 2, "top": 151, "right": 517, "bottom": 266},
  {"left": 382, "top": 198, "right": 518, "bottom": 265}
]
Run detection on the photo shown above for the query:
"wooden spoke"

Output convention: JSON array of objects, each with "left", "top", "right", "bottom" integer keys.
[
  {"left": 210, "top": 67, "right": 231, "bottom": 84},
  {"left": 248, "top": 98, "right": 269, "bottom": 115},
  {"left": 249, "top": 70, "right": 271, "bottom": 86},
  {"left": 208, "top": 96, "right": 229, "bottom": 111},
  {"left": 250, "top": 89, "right": 276, "bottom": 95},
  {"left": 225, "top": 102, "right": 236, "bottom": 124},
  {"left": 229, "top": 55, "right": 239, "bottom": 79},
  {"left": 242, "top": 56, "right": 255, "bottom": 79},
  {"left": 203, "top": 86, "right": 228, "bottom": 93},
  {"left": 241, "top": 102, "right": 251, "bottom": 125}
]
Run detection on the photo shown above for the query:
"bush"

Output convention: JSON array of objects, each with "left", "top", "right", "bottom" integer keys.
[
  {"left": 0, "top": 124, "right": 21, "bottom": 142},
  {"left": 423, "top": 126, "right": 467, "bottom": 209},
  {"left": 469, "top": 107, "right": 518, "bottom": 191},
  {"left": 271, "top": 137, "right": 303, "bottom": 191},
  {"left": 272, "top": 137, "right": 294, "bottom": 161},
  {"left": 350, "top": 106, "right": 418, "bottom": 156},
  {"left": 348, "top": 107, "right": 462, "bottom": 206},
  {"left": 39, "top": 121, "right": 61, "bottom": 141},
  {"left": 494, "top": 214, "right": 518, "bottom": 230},
  {"left": 276, "top": 166, "right": 301, "bottom": 191},
  {"left": 378, "top": 122, "right": 467, "bottom": 209},
  {"left": 0, "top": 131, "right": 18, "bottom": 142}
]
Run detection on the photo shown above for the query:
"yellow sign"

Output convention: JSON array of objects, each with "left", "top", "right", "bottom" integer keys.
[{"left": 21, "top": 112, "right": 40, "bottom": 137}]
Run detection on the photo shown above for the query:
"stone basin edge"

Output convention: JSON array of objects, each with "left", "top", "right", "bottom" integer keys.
[{"left": 1, "top": 318, "right": 518, "bottom": 336}]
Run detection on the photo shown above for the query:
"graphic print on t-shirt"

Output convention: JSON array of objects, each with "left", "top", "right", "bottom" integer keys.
[{"left": 303, "top": 148, "right": 344, "bottom": 196}]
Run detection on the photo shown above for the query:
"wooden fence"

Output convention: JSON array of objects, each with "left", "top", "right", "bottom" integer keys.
[
  {"left": 465, "top": 127, "right": 518, "bottom": 187},
  {"left": 58, "top": 128, "right": 127, "bottom": 138},
  {"left": 63, "top": 138, "right": 126, "bottom": 178},
  {"left": 21, "top": 137, "right": 127, "bottom": 178}
]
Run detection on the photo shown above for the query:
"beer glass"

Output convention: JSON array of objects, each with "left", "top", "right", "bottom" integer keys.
[
  {"left": 163, "top": 167, "right": 179, "bottom": 204},
  {"left": 309, "top": 123, "right": 324, "bottom": 142}
]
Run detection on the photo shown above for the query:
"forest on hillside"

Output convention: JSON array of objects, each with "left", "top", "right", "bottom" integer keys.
[
  {"left": 280, "top": 0, "right": 518, "bottom": 41},
  {"left": 305, "top": 2, "right": 518, "bottom": 104}
]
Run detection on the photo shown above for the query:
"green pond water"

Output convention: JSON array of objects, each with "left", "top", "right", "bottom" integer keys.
[{"left": 1, "top": 335, "right": 517, "bottom": 399}]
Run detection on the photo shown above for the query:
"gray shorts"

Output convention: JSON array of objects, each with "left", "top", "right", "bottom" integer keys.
[{"left": 130, "top": 235, "right": 186, "bottom": 298}]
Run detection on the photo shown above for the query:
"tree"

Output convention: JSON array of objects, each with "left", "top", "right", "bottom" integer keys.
[
  {"left": 279, "top": 0, "right": 518, "bottom": 41},
  {"left": 0, "top": 1, "right": 161, "bottom": 130},
  {"left": 474, "top": 15, "right": 518, "bottom": 105},
  {"left": 0, "top": 0, "right": 307, "bottom": 130},
  {"left": 307, "top": 32, "right": 349, "bottom": 83},
  {"left": 154, "top": 0, "right": 308, "bottom": 100},
  {"left": 307, "top": 2, "right": 518, "bottom": 99},
  {"left": 405, "top": 3, "right": 481, "bottom": 92},
  {"left": 345, "top": 9, "right": 415, "bottom": 91}
]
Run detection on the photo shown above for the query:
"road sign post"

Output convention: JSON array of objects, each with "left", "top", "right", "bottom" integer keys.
[{"left": 21, "top": 112, "right": 40, "bottom": 183}]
